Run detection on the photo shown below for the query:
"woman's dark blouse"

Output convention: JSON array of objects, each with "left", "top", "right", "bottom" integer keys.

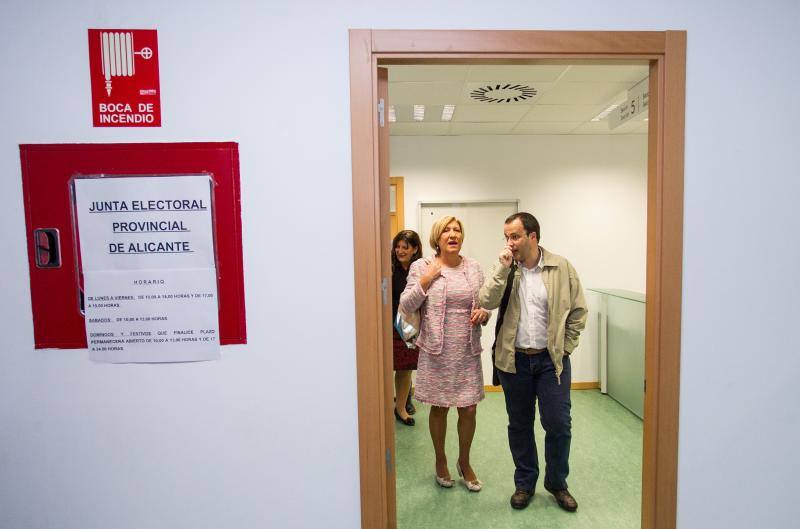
[{"left": 392, "top": 264, "right": 410, "bottom": 322}]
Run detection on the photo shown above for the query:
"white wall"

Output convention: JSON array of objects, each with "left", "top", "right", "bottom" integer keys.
[
  {"left": 393, "top": 134, "right": 648, "bottom": 293},
  {"left": 1, "top": 2, "right": 799, "bottom": 529}
]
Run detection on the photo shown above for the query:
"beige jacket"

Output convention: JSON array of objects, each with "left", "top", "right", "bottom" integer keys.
[{"left": 479, "top": 246, "right": 587, "bottom": 383}]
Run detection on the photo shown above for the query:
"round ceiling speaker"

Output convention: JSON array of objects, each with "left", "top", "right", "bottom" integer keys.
[{"left": 470, "top": 84, "right": 538, "bottom": 103}]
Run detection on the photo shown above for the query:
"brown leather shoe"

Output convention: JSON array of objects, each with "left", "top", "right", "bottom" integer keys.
[
  {"left": 510, "top": 488, "right": 533, "bottom": 510},
  {"left": 544, "top": 485, "right": 578, "bottom": 512}
]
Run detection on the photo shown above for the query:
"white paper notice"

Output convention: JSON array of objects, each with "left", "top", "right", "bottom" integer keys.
[{"left": 73, "top": 175, "right": 220, "bottom": 363}]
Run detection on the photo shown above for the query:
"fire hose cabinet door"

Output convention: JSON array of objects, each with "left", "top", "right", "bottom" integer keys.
[{"left": 19, "top": 142, "right": 247, "bottom": 349}]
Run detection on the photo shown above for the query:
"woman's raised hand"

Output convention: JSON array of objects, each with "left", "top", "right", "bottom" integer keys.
[
  {"left": 419, "top": 258, "right": 442, "bottom": 292},
  {"left": 425, "top": 258, "right": 442, "bottom": 280}
]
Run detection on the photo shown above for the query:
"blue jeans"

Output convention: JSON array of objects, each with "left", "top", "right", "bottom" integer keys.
[{"left": 498, "top": 351, "right": 572, "bottom": 492}]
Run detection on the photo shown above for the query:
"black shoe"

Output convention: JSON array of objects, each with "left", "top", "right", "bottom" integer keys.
[
  {"left": 510, "top": 488, "right": 533, "bottom": 510},
  {"left": 544, "top": 484, "right": 578, "bottom": 512},
  {"left": 394, "top": 408, "right": 415, "bottom": 426}
]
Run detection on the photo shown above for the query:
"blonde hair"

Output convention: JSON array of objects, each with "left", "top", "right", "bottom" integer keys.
[{"left": 429, "top": 216, "right": 464, "bottom": 254}]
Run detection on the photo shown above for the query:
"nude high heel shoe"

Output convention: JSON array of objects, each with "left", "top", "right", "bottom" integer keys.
[
  {"left": 456, "top": 461, "right": 482, "bottom": 492},
  {"left": 435, "top": 466, "right": 454, "bottom": 488},
  {"left": 435, "top": 474, "right": 455, "bottom": 488}
]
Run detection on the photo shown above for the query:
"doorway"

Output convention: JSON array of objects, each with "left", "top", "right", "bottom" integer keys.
[{"left": 349, "top": 30, "right": 686, "bottom": 529}]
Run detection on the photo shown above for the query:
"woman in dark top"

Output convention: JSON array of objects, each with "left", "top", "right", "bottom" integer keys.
[{"left": 392, "top": 230, "right": 423, "bottom": 426}]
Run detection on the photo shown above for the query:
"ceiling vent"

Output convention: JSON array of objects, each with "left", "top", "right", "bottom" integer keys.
[{"left": 470, "top": 84, "right": 538, "bottom": 104}]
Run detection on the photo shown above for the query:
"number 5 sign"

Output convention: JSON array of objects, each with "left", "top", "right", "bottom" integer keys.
[
  {"left": 87, "top": 29, "right": 162, "bottom": 127},
  {"left": 609, "top": 77, "right": 649, "bottom": 130}
]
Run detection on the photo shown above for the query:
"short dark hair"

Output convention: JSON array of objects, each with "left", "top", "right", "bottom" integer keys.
[
  {"left": 391, "top": 230, "right": 423, "bottom": 270},
  {"left": 504, "top": 212, "right": 540, "bottom": 241}
]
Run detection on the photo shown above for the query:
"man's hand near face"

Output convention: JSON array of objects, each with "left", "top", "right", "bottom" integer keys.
[{"left": 499, "top": 245, "right": 514, "bottom": 268}]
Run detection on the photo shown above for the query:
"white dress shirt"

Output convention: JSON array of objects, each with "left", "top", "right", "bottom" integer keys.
[{"left": 514, "top": 250, "right": 548, "bottom": 349}]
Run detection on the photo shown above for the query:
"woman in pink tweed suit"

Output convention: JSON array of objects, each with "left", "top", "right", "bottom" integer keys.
[{"left": 399, "top": 216, "right": 490, "bottom": 492}]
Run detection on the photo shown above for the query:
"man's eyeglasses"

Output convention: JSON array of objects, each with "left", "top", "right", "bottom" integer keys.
[{"left": 504, "top": 233, "right": 527, "bottom": 243}]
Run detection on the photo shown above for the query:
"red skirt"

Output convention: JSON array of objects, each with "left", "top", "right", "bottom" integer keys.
[{"left": 392, "top": 331, "right": 419, "bottom": 371}]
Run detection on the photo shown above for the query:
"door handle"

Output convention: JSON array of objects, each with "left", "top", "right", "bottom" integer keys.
[{"left": 33, "top": 229, "right": 61, "bottom": 268}]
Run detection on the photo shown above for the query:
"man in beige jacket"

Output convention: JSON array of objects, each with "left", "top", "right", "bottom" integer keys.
[{"left": 479, "top": 212, "right": 587, "bottom": 513}]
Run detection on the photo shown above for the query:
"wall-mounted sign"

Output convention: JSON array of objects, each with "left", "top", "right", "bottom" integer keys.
[
  {"left": 73, "top": 175, "right": 219, "bottom": 362},
  {"left": 610, "top": 77, "right": 649, "bottom": 130},
  {"left": 88, "top": 29, "right": 161, "bottom": 127}
]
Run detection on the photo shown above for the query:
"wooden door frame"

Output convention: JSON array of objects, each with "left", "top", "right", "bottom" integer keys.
[{"left": 349, "top": 29, "right": 686, "bottom": 529}]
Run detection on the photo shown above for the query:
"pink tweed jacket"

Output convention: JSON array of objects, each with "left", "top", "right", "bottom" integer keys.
[{"left": 398, "top": 256, "right": 485, "bottom": 356}]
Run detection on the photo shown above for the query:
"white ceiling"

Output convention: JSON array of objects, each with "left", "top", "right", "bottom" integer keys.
[{"left": 388, "top": 63, "right": 649, "bottom": 136}]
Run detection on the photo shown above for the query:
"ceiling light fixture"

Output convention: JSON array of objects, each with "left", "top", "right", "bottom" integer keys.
[
  {"left": 591, "top": 103, "right": 621, "bottom": 122},
  {"left": 441, "top": 104, "right": 455, "bottom": 121},
  {"left": 388, "top": 105, "right": 396, "bottom": 123},
  {"left": 413, "top": 105, "right": 425, "bottom": 122}
]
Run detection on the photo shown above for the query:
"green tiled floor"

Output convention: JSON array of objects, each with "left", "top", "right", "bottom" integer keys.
[{"left": 395, "top": 390, "right": 642, "bottom": 529}]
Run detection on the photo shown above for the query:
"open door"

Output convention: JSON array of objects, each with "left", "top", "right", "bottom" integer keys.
[{"left": 377, "top": 67, "right": 397, "bottom": 528}]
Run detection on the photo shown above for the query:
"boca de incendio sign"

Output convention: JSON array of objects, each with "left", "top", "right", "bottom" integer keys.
[{"left": 87, "top": 29, "right": 162, "bottom": 127}]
